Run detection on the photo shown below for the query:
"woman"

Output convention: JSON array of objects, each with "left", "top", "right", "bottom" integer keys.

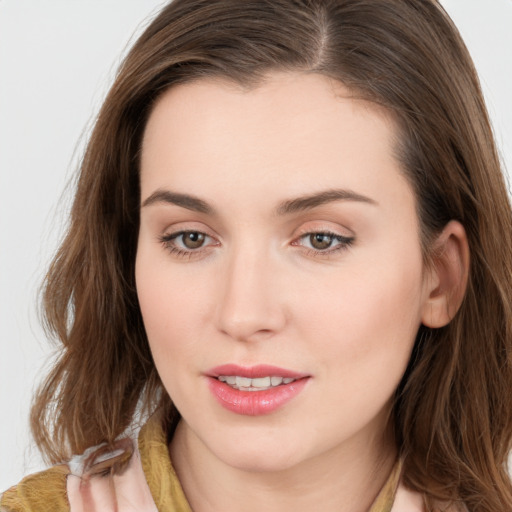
[{"left": 2, "top": 0, "right": 511, "bottom": 511}]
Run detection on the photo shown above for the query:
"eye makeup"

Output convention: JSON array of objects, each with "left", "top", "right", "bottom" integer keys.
[{"left": 158, "top": 228, "right": 355, "bottom": 260}]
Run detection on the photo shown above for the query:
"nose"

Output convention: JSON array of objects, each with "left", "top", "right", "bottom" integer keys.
[{"left": 215, "top": 244, "right": 287, "bottom": 342}]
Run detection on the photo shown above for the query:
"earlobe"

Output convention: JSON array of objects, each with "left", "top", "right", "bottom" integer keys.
[{"left": 421, "top": 220, "right": 470, "bottom": 328}]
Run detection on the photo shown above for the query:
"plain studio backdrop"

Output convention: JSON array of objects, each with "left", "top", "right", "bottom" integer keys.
[{"left": 0, "top": 0, "right": 511, "bottom": 491}]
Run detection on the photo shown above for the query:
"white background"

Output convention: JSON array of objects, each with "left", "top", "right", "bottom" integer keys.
[{"left": 1, "top": 0, "right": 511, "bottom": 491}]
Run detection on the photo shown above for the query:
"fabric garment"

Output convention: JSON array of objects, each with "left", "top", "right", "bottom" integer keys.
[{"left": 1, "top": 414, "right": 427, "bottom": 512}]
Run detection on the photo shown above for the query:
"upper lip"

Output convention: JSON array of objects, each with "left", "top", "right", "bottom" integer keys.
[{"left": 207, "top": 364, "right": 309, "bottom": 379}]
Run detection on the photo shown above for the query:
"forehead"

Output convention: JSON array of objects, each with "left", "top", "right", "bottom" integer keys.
[
  {"left": 142, "top": 72, "right": 394, "bottom": 155},
  {"left": 140, "top": 72, "right": 410, "bottom": 214}
]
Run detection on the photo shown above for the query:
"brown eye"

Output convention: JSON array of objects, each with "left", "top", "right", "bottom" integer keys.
[
  {"left": 181, "top": 231, "right": 206, "bottom": 249},
  {"left": 309, "top": 233, "right": 334, "bottom": 250},
  {"left": 294, "top": 231, "right": 355, "bottom": 255},
  {"left": 160, "top": 230, "right": 217, "bottom": 257}
]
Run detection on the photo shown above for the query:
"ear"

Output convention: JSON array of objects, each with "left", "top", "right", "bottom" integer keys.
[{"left": 421, "top": 220, "right": 470, "bottom": 328}]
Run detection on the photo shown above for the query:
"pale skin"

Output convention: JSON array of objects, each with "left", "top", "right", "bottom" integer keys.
[{"left": 136, "top": 72, "right": 469, "bottom": 512}]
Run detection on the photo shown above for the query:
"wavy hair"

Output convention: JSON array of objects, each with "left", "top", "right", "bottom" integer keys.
[{"left": 31, "top": 1, "right": 512, "bottom": 510}]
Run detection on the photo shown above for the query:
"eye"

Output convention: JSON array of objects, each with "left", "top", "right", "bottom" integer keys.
[
  {"left": 176, "top": 231, "right": 207, "bottom": 249},
  {"left": 308, "top": 233, "right": 337, "bottom": 250},
  {"left": 159, "top": 230, "right": 217, "bottom": 257},
  {"left": 294, "top": 231, "right": 354, "bottom": 255}
]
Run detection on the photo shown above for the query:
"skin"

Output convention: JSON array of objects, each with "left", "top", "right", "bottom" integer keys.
[{"left": 136, "top": 72, "right": 468, "bottom": 512}]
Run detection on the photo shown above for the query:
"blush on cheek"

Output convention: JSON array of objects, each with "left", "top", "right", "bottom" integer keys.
[{"left": 298, "top": 269, "right": 422, "bottom": 365}]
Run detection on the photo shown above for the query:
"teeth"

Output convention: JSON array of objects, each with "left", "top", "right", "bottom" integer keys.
[
  {"left": 271, "top": 376, "right": 283, "bottom": 386},
  {"left": 236, "top": 376, "right": 252, "bottom": 388},
  {"left": 217, "top": 375, "right": 296, "bottom": 390},
  {"left": 252, "top": 377, "right": 271, "bottom": 388}
]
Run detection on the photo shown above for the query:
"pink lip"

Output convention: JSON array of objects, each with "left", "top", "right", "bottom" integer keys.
[
  {"left": 206, "top": 364, "right": 310, "bottom": 416},
  {"left": 207, "top": 364, "right": 308, "bottom": 380}
]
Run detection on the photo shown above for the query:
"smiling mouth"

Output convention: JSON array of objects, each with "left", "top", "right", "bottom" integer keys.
[
  {"left": 217, "top": 375, "right": 297, "bottom": 391},
  {"left": 208, "top": 365, "right": 309, "bottom": 415}
]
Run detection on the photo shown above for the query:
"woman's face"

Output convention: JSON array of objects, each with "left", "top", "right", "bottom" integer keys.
[{"left": 136, "top": 72, "right": 432, "bottom": 472}]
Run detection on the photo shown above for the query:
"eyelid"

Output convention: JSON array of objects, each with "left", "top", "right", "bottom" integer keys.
[{"left": 293, "top": 220, "right": 354, "bottom": 238}]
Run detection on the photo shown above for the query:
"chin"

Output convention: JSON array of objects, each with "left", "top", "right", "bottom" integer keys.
[
  {"left": 218, "top": 447, "right": 302, "bottom": 474},
  {"left": 205, "top": 428, "right": 309, "bottom": 474}
]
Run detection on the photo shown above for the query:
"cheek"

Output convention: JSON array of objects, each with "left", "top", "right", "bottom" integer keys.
[
  {"left": 135, "top": 250, "right": 206, "bottom": 371},
  {"left": 136, "top": 271, "right": 205, "bottom": 415},
  {"left": 293, "top": 252, "right": 425, "bottom": 382}
]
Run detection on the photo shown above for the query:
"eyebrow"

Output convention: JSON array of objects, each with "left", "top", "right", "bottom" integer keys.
[
  {"left": 141, "top": 188, "right": 377, "bottom": 215},
  {"left": 142, "top": 189, "right": 213, "bottom": 214},
  {"left": 275, "top": 188, "right": 377, "bottom": 215}
]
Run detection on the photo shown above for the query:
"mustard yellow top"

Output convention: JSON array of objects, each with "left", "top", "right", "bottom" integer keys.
[{"left": 1, "top": 416, "right": 401, "bottom": 512}]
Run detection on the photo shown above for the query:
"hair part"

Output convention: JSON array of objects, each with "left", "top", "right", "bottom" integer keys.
[{"left": 31, "top": 1, "right": 512, "bottom": 510}]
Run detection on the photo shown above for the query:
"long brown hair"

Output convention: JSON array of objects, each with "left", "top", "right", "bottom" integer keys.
[{"left": 32, "top": 1, "right": 512, "bottom": 510}]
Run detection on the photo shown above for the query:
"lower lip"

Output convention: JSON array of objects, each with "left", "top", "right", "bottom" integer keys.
[{"left": 207, "top": 377, "right": 309, "bottom": 416}]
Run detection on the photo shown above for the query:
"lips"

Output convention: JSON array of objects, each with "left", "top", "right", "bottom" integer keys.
[
  {"left": 208, "top": 364, "right": 307, "bottom": 380},
  {"left": 206, "top": 364, "right": 310, "bottom": 416}
]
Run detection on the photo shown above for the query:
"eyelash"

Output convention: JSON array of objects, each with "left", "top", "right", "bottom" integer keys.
[
  {"left": 158, "top": 231, "right": 217, "bottom": 260},
  {"left": 293, "top": 231, "right": 355, "bottom": 257},
  {"left": 158, "top": 230, "right": 355, "bottom": 259}
]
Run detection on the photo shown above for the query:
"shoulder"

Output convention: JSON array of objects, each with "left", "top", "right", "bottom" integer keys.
[
  {"left": 1, "top": 448, "right": 157, "bottom": 512},
  {"left": 0, "top": 417, "right": 169, "bottom": 512},
  {"left": 1, "top": 464, "right": 70, "bottom": 512}
]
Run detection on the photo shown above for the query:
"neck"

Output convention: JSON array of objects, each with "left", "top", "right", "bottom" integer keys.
[{"left": 169, "top": 415, "right": 397, "bottom": 512}]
